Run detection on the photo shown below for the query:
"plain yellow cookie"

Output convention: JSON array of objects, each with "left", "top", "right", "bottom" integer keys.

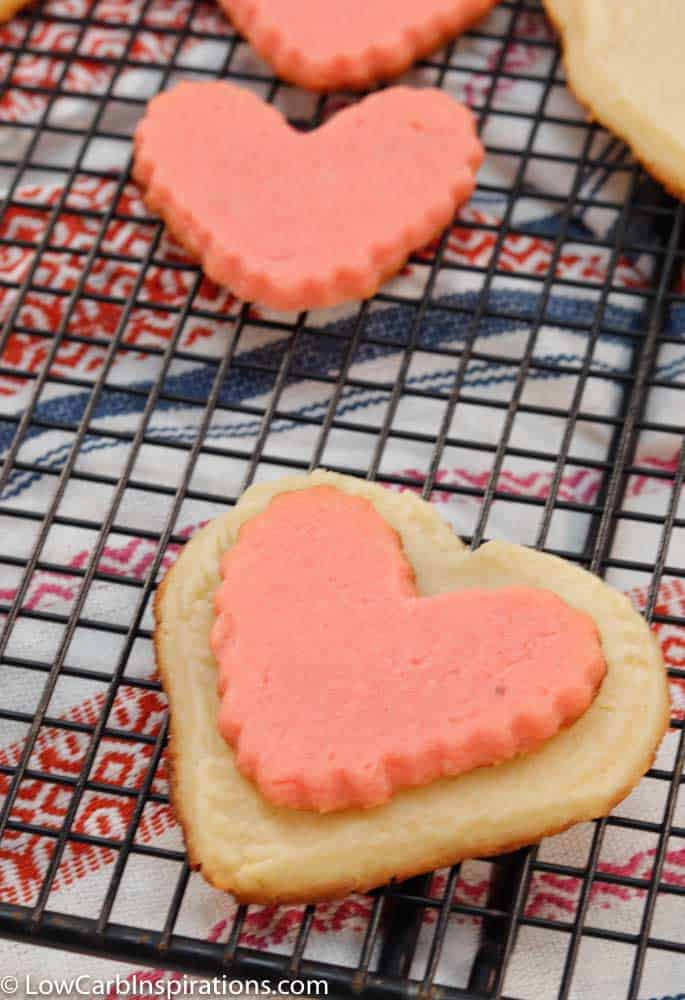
[{"left": 545, "top": 0, "right": 685, "bottom": 198}]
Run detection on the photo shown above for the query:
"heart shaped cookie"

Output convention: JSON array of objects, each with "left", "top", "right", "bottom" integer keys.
[
  {"left": 211, "top": 486, "right": 605, "bottom": 812},
  {"left": 132, "top": 82, "right": 482, "bottom": 312},
  {"left": 154, "top": 471, "right": 669, "bottom": 902},
  {"left": 221, "top": 0, "right": 500, "bottom": 90}
]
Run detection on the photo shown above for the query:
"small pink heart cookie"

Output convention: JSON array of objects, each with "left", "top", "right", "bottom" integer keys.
[
  {"left": 221, "top": 0, "right": 500, "bottom": 90},
  {"left": 210, "top": 486, "right": 606, "bottom": 812},
  {"left": 133, "top": 81, "right": 483, "bottom": 312}
]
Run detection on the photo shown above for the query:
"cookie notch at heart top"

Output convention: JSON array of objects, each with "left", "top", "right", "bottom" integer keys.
[
  {"left": 211, "top": 486, "right": 606, "bottom": 812},
  {"left": 221, "top": 0, "right": 500, "bottom": 90},
  {"left": 154, "top": 470, "right": 670, "bottom": 903},
  {"left": 132, "top": 82, "right": 483, "bottom": 312}
]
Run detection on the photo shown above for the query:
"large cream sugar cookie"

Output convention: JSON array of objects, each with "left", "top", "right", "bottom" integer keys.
[
  {"left": 154, "top": 470, "right": 670, "bottom": 903},
  {"left": 544, "top": 0, "right": 685, "bottom": 198}
]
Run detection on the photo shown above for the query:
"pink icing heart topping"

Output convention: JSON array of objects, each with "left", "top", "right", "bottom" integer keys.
[
  {"left": 133, "top": 82, "right": 482, "bottom": 312},
  {"left": 211, "top": 488, "right": 606, "bottom": 812}
]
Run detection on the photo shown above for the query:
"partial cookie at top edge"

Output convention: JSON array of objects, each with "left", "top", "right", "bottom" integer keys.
[
  {"left": 221, "top": 0, "right": 499, "bottom": 92},
  {"left": 542, "top": 0, "right": 685, "bottom": 201}
]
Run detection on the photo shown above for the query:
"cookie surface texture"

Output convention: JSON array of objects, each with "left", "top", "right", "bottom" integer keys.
[{"left": 155, "top": 471, "right": 670, "bottom": 903}]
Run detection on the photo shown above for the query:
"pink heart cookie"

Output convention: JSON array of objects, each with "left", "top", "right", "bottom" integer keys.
[
  {"left": 221, "top": 0, "right": 500, "bottom": 90},
  {"left": 210, "top": 487, "right": 606, "bottom": 812},
  {"left": 133, "top": 81, "right": 483, "bottom": 312}
]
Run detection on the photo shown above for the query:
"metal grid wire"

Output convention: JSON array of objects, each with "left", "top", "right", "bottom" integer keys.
[{"left": 0, "top": 0, "right": 683, "bottom": 996}]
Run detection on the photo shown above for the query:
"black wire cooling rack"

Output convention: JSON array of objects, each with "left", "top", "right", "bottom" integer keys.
[{"left": 0, "top": 0, "right": 684, "bottom": 996}]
